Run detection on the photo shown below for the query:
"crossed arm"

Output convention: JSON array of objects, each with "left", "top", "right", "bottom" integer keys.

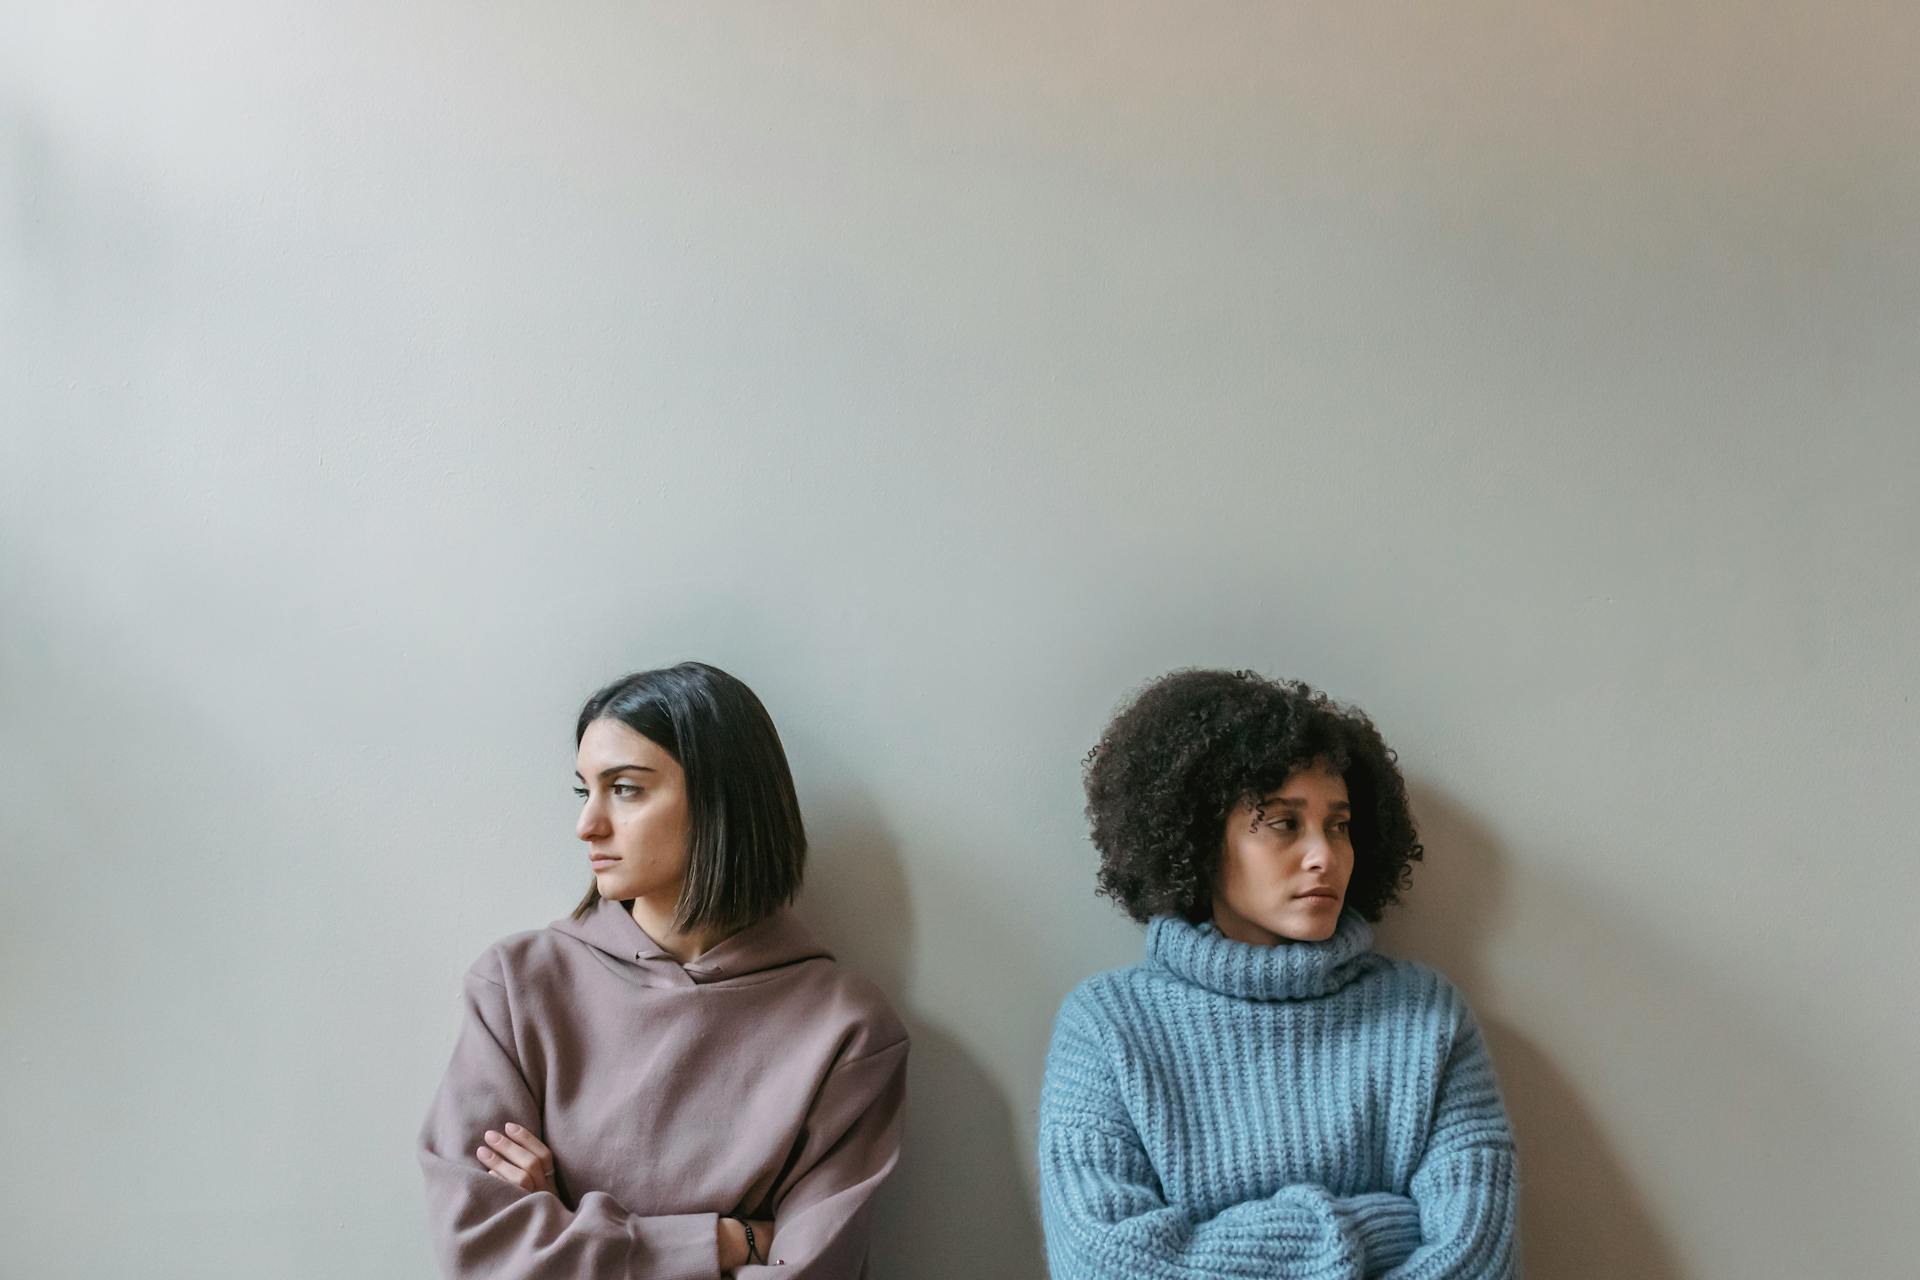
[
  {"left": 1370, "top": 1012, "right": 1518, "bottom": 1279},
  {"left": 1037, "top": 1003, "right": 1516, "bottom": 1280},
  {"left": 469, "top": 1122, "right": 772, "bottom": 1270},
  {"left": 417, "top": 962, "right": 906, "bottom": 1279}
]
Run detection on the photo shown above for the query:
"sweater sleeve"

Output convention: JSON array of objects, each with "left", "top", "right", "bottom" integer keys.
[
  {"left": 1375, "top": 1006, "right": 1519, "bottom": 1280},
  {"left": 1038, "top": 998, "right": 1425, "bottom": 1280},
  {"left": 735, "top": 1034, "right": 908, "bottom": 1278},
  {"left": 416, "top": 959, "right": 722, "bottom": 1280}
]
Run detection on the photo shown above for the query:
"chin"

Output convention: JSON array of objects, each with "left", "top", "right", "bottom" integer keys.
[
  {"left": 592, "top": 870, "right": 642, "bottom": 899},
  {"left": 1269, "top": 903, "right": 1342, "bottom": 943}
]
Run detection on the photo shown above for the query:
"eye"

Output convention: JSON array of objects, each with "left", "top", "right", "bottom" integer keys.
[
  {"left": 1331, "top": 820, "right": 1352, "bottom": 836},
  {"left": 571, "top": 786, "right": 589, "bottom": 800},
  {"left": 1265, "top": 816, "right": 1298, "bottom": 833},
  {"left": 610, "top": 782, "right": 644, "bottom": 799}
]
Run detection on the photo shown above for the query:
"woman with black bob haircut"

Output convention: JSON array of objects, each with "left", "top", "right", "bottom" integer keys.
[
  {"left": 1039, "top": 669, "right": 1517, "bottom": 1279},
  {"left": 420, "top": 662, "right": 908, "bottom": 1279}
]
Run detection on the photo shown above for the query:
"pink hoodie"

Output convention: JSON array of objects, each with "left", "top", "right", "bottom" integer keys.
[{"left": 418, "top": 900, "right": 908, "bottom": 1278}]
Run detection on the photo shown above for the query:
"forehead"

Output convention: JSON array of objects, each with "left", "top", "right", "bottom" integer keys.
[
  {"left": 575, "top": 717, "right": 677, "bottom": 769},
  {"left": 1269, "top": 762, "right": 1349, "bottom": 803}
]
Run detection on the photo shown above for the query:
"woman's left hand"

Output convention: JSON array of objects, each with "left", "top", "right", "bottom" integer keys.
[{"left": 475, "top": 1121, "right": 559, "bottom": 1195}]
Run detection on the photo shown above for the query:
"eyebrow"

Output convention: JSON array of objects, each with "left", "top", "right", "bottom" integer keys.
[
  {"left": 1260, "top": 796, "right": 1352, "bottom": 812},
  {"left": 573, "top": 765, "right": 658, "bottom": 781}
]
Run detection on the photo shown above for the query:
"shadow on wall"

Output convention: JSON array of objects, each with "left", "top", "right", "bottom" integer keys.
[
  {"left": 796, "top": 789, "right": 1047, "bottom": 1279},
  {"left": 1378, "top": 786, "right": 1683, "bottom": 1280}
]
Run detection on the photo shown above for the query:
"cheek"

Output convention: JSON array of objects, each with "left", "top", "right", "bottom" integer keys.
[
  {"left": 1223, "top": 841, "right": 1284, "bottom": 895},
  {"left": 629, "top": 806, "right": 689, "bottom": 861},
  {"left": 1216, "top": 855, "right": 1247, "bottom": 900},
  {"left": 610, "top": 807, "right": 654, "bottom": 852}
]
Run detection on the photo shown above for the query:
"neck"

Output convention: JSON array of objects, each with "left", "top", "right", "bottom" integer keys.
[
  {"left": 1210, "top": 897, "right": 1285, "bottom": 947},
  {"left": 1148, "top": 909, "right": 1375, "bottom": 1001},
  {"left": 627, "top": 894, "right": 727, "bottom": 965}
]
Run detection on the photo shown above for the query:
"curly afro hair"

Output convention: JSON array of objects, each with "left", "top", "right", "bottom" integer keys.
[{"left": 1084, "top": 669, "right": 1422, "bottom": 924}]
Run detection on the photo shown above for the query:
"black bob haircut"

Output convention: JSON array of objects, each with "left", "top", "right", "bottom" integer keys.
[
  {"left": 571, "top": 661, "right": 807, "bottom": 933},
  {"left": 1083, "top": 668, "right": 1422, "bottom": 925}
]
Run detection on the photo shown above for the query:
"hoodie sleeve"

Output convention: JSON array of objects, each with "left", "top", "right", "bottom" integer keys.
[
  {"left": 417, "top": 956, "right": 722, "bottom": 1280},
  {"left": 734, "top": 1033, "right": 909, "bottom": 1278}
]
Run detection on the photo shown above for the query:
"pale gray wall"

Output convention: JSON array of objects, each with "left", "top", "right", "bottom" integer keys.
[{"left": 4, "top": 4, "right": 1917, "bottom": 1277}]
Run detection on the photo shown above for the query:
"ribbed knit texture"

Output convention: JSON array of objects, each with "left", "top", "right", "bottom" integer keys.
[{"left": 1039, "top": 911, "right": 1517, "bottom": 1279}]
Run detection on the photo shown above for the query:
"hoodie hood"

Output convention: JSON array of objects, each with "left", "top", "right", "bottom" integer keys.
[{"left": 550, "top": 898, "right": 832, "bottom": 989}]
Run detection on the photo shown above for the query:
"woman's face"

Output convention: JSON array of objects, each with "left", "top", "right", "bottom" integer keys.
[
  {"left": 1212, "top": 761, "right": 1354, "bottom": 944},
  {"left": 573, "top": 717, "right": 692, "bottom": 906}
]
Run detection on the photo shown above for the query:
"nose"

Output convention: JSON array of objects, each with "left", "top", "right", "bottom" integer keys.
[
  {"left": 576, "top": 794, "right": 610, "bottom": 842},
  {"left": 1300, "top": 834, "right": 1331, "bottom": 873}
]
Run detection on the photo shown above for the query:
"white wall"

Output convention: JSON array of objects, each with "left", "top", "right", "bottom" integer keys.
[{"left": 5, "top": 4, "right": 1916, "bottom": 1276}]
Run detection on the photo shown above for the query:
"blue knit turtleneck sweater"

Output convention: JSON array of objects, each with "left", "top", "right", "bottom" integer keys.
[{"left": 1038, "top": 911, "right": 1517, "bottom": 1279}]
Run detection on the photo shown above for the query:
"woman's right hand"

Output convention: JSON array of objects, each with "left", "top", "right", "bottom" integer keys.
[{"left": 717, "top": 1216, "right": 775, "bottom": 1270}]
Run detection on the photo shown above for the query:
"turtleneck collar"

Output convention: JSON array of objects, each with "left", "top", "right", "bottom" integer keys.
[{"left": 1146, "top": 909, "right": 1376, "bottom": 1001}]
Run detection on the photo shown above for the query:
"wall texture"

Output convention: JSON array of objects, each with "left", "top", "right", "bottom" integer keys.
[{"left": 5, "top": 4, "right": 1916, "bottom": 1276}]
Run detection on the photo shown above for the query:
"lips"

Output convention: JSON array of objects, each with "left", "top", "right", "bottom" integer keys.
[{"left": 1293, "top": 888, "right": 1339, "bottom": 902}]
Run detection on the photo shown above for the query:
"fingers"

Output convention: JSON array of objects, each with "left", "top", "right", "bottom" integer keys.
[
  {"left": 477, "top": 1126, "right": 551, "bottom": 1190},
  {"left": 475, "top": 1142, "right": 538, "bottom": 1190},
  {"left": 472, "top": 1122, "right": 559, "bottom": 1195},
  {"left": 503, "top": 1122, "right": 554, "bottom": 1167},
  {"left": 484, "top": 1128, "right": 548, "bottom": 1178}
]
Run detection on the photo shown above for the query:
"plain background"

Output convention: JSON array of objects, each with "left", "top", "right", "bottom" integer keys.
[{"left": 5, "top": 3, "right": 1917, "bottom": 1276}]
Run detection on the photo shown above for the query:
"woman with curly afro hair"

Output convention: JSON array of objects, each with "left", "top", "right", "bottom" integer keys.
[{"left": 1038, "top": 670, "right": 1517, "bottom": 1280}]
